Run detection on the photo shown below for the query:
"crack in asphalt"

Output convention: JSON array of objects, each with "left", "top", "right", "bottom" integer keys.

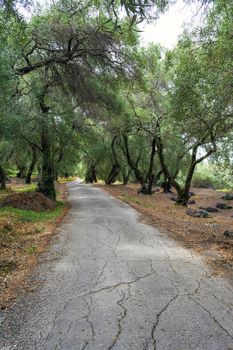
[
  {"left": 82, "top": 271, "right": 155, "bottom": 298},
  {"left": 81, "top": 341, "right": 89, "bottom": 350},
  {"left": 188, "top": 295, "right": 233, "bottom": 340},
  {"left": 85, "top": 295, "right": 95, "bottom": 344},
  {"left": 207, "top": 291, "right": 233, "bottom": 312},
  {"left": 36, "top": 299, "right": 69, "bottom": 348},
  {"left": 150, "top": 294, "right": 178, "bottom": 350},
  {"left": 95, "top": 260, "right": 108, "bottom": 286},
  {"left": 108, "top": 290, "right": 128, "bottom": 349}
]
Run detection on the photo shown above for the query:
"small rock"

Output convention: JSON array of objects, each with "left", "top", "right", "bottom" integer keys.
[
  {"left": 221, "top": 193, "right": 233, "bottom": 200},
  {"left": 223, "top": 230, "right": 233, "bottom": 238},
  {"left": 153, "top": 188, "right": 161, "bottom": 193},
  {"left": 199, "top": 206, "right": 219, "bottom": 213},
  {"left": 186, "top": 209, "right": 210, "bottom": 218},
  {"left": 216, "top": 203, "right": 232, "bottom": 210},
  {"left": 205, "top": 223, "right": 220, "bottom": 228},
  {"left": 189, "top": 191, "right": 195, "bottom": 197},
  {"left": 170, "top": 197, "right": 195, "bottom": 204}
]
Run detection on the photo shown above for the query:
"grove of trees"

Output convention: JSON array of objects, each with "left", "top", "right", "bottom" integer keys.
[{"left": 0, "top": 0, "right": 232, "bottom": 205}]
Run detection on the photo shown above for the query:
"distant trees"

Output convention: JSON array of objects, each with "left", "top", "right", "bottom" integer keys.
[
  {"left": 80, "top": 0, "right": 233, "bottom": 205},
  {"left": 0, "top": 0, "right": 232, "bottom": 206}
]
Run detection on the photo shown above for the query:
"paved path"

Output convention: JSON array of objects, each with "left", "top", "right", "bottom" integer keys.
[{"left": 0, "top": 182, "right": 233, "bottom": 350}]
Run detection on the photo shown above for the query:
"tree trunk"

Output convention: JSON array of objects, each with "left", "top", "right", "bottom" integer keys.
[
  {"left": 105, "top": 164, "right": 121, "bottom": 185},
  {"left": 105, "top": 136, "right": 121, "bottom": 185},
  {"left": 85, "top": 164, "right": 97, "bottom": 183},
  {"left": 25, "top": 146, "right": 37, "bottom": 184},
  {"left": 157, "top": 124, "right": 216, "bottom": 206},
  {"left": 144, "top": 137, "right": 156, "bottom": 194},
  {"left": 0, "top": 165, "right": 6, "bottom": 190},
  {"left": 176, "top": 189, "right": 191, "bottom": 206},
  {"left": 16, "top": 166, "right": 26, "bottom": 178},
  {"left": 138, "top": 137, "right": 156, "bottom": 195},
  {"left": 38, "top": 96, "right": 56, "bottom": 201},
  {"left": 157, "top": 136, "right": 181, "bottom": 194},
  {"left": 122, "top": 133, "right": 145, "bottom": 187},
  {"left": 122, "top": 168, "right": 131, "bottom": 185},
  {"left": 176, "top": 149, "right": 197, "bottom": 205},
  {"left": 153, "top": 169, "right": 163, "bottom": 186},
  {"left": 54, "top": 147, "right": 64, "bottom": 181},
  {"left": 161, "top": 177, "right": 172, "bottom": 193}
]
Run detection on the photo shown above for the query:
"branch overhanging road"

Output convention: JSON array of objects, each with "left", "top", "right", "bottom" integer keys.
[{"left": 0, "top": 181, "right": 233, "bottom": 350}]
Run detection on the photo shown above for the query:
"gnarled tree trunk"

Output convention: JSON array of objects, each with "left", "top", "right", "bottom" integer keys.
[
  {"left": 122, "top": 168, "right": 131, "bottom": 185},
  {"left": 142, "top": 137, "right": 157, "bottom": 195},
  {"left": 157, "top": 130, "right": 216, "bottom": 205},
  {"left": 37, "top": 93, "right": 56, "bottom": 201},
  {"left": 25, "top": 145, "right": 37, "bottom": 184},
  {"left": 105, "top": 136, "right": 121, "bottom": 185},
  {"left": 16, "top": 166, "right": 26, "bottom": 178},
  {"left": 122, "top": 133, "right": 145, "bottom": 187},
  {"left": 85, "top": 163, "right": 97, "bottom": 183},
  {"left": 0, "top": 165, "right": 6, "bottom": 190}
]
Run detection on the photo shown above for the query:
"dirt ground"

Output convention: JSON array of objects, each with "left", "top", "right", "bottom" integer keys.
[
  {"left": 0, "top": 181, "right": 68, "bottom": 309},
  {"left": 98, "top": 183, "right": 233, "bottom": 281}
]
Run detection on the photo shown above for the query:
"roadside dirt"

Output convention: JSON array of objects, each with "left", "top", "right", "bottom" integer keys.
[
  {"left": 98, "top": 184, "right": 233, "bottom": 281},
  {"left": 0, "top": 182, "right": 69, "bottom": 309}
]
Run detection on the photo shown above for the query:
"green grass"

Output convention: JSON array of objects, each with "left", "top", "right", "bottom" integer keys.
[
  {"left": 25, "top": 246, "right": 37, "bottom": 254},
  {"left": 0, "top": 260, "right": 17, "bottom": 274},
  {"left": 0, "top": 201, "right": 64, "bottom": 222},
  {"left": 15, "top": 184, "right": 37, "bottom": 193},
  {"left": 58, "top": 176, "right": 78, "bottom": 183}
]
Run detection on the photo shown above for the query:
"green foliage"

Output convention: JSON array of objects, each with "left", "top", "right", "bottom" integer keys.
[
  {"left": 192, "top": 163, "right": 233, "bottom": 190},
  {"left": 0, "top": 0, "right": 232, "bottom": 203},
  {"left": 192, "top": 170, "right": 216, "bottom": 189}
]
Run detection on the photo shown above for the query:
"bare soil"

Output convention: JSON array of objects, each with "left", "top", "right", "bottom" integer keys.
[{"left": 98, "top": 184, "right": 233, "bottom": 281}]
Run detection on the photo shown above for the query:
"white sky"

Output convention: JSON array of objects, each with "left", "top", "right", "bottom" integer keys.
[{"left": 139, "top": 0, "right": 203, "bottom": 48}]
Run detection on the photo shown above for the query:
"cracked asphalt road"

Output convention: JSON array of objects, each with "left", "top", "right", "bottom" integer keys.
[{"left": 1, "top": 182, "right": 233, "bottom": 350}]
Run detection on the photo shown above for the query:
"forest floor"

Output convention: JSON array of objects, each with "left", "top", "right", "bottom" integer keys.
[
  {"left": 0, "top": 179, "right": 69, "bottom": 309},
  {"left": 98, "top": 183, "right": 233, "bottom": 281}
]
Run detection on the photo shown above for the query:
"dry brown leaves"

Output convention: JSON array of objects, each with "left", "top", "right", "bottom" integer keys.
[
  {"left": 0, "top": 182, "right": 68, "bottom": 309},
  {"left": 99, "top": 184, "right": 233, "bottom": 281}
]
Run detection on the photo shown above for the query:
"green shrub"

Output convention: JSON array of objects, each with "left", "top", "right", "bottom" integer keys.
[
  {"left": 192, "top": 163, "right": 233, "bottom": 190},
  {"left": 192, "top": 173, "right": 215, "bottom": 188}
]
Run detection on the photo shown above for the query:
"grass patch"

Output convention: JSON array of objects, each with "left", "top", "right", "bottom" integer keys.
[
  {"left": 15, "top": 184, "right": 37, "bottom": 193},
  {"left": 121, "top": 194, "right": 154, "bottom": 208},
  {"left": 0, "top": 201, "right": 64, "bottom": 222},
  {"left": 58, "top": 176, "right": 78, "bottom": 183},
  {"left": 0, "top": 260, "right": 17, "bottom": 274},
  {"left": 25, "top": 246, "right": 37, "bottom": 254},
  {"left": 0, "top": 188, "right": 14, "bottom": 201}
]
